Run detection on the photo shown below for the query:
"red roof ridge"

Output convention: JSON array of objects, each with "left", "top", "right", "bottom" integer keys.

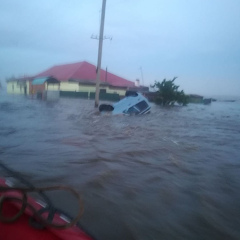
[
  {"left": 50, "top": 60, "right": 93, "bottom": 68},
  {"left": 33, "top": 60, "right": 135, "bottom": 87},
  {"left": 42, "top": 61, "right": 95, "bottom": 80}
]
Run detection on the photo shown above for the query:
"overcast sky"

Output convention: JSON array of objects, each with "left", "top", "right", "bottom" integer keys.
[{"left": 1, "top": 0, "right": 239, "bottom": 96}]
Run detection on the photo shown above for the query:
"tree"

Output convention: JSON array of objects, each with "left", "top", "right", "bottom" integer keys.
[{"left": 151, "top": 77, "right": 188, "bottom": 106}]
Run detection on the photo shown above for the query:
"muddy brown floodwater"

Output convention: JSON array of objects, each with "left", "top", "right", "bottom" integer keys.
[{"left": 1, "top": 93, "right": 240, "bottom": 240}]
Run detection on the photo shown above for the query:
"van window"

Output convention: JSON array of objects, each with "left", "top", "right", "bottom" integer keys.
[
  {"left": 135, "top": 101, "right": 148, "bottom": 111},
  {"left": 125, "top": 106, "right": 140, "bottom": 114}
]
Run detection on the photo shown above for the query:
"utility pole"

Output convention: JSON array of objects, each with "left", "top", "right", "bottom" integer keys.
[{"left": 95, "top": 0, "right": 107, "bottom": 108}]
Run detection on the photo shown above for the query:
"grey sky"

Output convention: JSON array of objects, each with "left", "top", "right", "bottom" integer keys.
[{"left": 1, "top": 0, "right": 240, "bottom": 96}]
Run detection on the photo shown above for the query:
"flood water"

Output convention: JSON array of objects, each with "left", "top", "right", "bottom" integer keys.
[{"left": 0, "top": 93, "right": 240, "bottom": 240}]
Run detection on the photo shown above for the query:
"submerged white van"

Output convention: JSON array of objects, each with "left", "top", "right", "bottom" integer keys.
[{"left": 99, "top": 91, "right": 151, "bottom": 115}]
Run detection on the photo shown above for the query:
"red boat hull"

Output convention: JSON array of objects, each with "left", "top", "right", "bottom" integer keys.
[{"left": 0, "top": 178, "right": 92, "bottom": 240}]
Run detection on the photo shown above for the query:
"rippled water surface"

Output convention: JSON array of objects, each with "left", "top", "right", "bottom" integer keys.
[{"left": 0, "top": 93, "right": 240, "bottom": 240}]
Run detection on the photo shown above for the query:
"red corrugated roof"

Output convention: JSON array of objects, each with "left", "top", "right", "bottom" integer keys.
[{"left": 35, "top": 61, "right": 135, "bottom": 88}]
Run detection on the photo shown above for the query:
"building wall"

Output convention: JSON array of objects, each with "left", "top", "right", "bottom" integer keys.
[
  {"left": 26, "top": 81, "right": 30, "bottom": 94},
  {"left": 106, "top": 87, "right": 126, "bottom": 96},
  {"left": 7, "top": 80, "right": 127, "bottom": 97},
  {"left": 188, "top": 95, "right": 203, "bottom": 103},
  {"left": 53, "top": 82, "right": 95, "bottom": 92},
  {"left": 7, "top": 81, "right": 29, "bottom": 94},
  {"left": 78, "top": 84, "right": 96, "bottom": 93},
  {"left": 188, "top": 97, "right": 203, "bottom": 103},
  {"left": 46, "top": 83, "right": 60, "bottom": 91},
  {"left": 60, "top": 82, "right": 79, "bottom": 92},
  {"left": 60, "top": 82, "right": 126, "bottom": 96}
]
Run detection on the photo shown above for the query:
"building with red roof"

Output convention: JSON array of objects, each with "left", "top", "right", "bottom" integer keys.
[
  {"left": 35, "top": 61, "right": 135, "bottom": 88},
  {"left": 7, "top": 61, "right": 137, "bottom": 100}
]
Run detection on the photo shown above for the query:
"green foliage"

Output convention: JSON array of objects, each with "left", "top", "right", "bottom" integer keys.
[{"left": 151, "top": 77, "right": 188, "bottom": 106}]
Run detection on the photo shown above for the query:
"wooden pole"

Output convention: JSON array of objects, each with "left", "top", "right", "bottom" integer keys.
[{"left": 95, "top": 0, "right": 107, "bottom": 108}]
